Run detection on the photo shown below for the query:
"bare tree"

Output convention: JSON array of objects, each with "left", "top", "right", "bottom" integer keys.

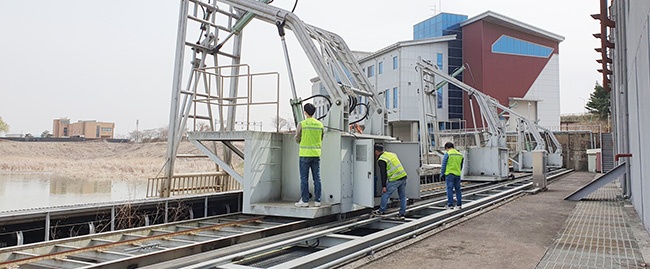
[
  {"left": 271, "top": 116, "right": 293, "bottom": 131},
  {"left": 127, "top": 130, "right": 143, "bottom": 142},
  {"left": 195, "top": 122, "right": 211, "bottom": 132},
  {"left": 156, "top": 126, "right": 169, "bottom": 140},
  {"left": 0, "top": 116, "right": 9, "bottom": 133}
]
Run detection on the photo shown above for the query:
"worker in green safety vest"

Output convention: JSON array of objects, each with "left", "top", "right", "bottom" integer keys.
[
  {"left": 372, "top": 144, "right": 408, "bottom": 220},
  {"left": 294, "top": 103, "right": 324, "bottom": 207},
  {"left": 441, "top": 142, "right": 464, "bottom": 209}
]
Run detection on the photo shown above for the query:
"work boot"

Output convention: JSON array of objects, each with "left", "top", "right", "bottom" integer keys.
[{"left": 295, "top": 199, "right": 309, "bottom": 207}]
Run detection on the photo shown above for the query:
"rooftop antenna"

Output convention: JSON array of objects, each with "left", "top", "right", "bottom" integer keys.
[{"left": 432, "top": 0, "right": 442, "bottom": 15}]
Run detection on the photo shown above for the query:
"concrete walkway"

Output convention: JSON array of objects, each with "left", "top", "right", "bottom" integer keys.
[{"left": 352, "top": 172, "right": 650, "bottom": 269}]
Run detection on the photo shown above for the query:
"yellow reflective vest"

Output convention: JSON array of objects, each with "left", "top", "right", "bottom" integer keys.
[
  {"left": 299, "top": 118, "right": 324, "bottom": 157},
  {"left": 444, "top": 148, "right": 464, "bottom": 176},
  {"left": 379, "top": 151, "right": 407, "bottom": 181}
]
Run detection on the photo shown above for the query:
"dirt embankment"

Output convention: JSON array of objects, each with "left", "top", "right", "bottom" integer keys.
[{"left": 0, "top": 140, "right": 221, "bottom": 181}]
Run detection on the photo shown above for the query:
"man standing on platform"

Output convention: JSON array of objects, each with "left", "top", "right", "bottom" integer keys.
[
  {"left": 441, "top": 142, "right": 464, "bottom": 209},
  {"left": 294, "top": 103, "right": 324, "bottom": 207}
]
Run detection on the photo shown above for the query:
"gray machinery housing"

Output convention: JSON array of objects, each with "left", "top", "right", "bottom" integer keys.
[
  {"left": 164, "top": 0, "right": 420, "bottom": 218},
  {"left": 416, "top": 58, "right": 562, "bottom": 179}
]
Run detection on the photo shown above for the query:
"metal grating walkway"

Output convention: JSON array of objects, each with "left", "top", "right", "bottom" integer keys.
[{"left": 536, "top": 181, "right": 645, "bottom": 268}]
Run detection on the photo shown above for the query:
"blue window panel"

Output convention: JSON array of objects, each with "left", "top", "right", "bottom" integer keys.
[
  {"left": 367, "top": 65, "right": 374, "bottom": 77},
  {"left": 385, "top": 90, "right": 390, "bottom": 108},
  {"left": 393, "top": 56, "right": 398, "bottom": 69},
  {"left": 378, "top": 61, "right": 383, "bottom": 74},
  {"left": 358, "top": 96, "right": 363, "bottom": 114},
  {"left": 491, "top": 35, "right": 553, "bottom": 58},
  {"left": 340, "top": 64, "right": 357, "bottom": 87},
  {"left": 507, "top": 37, "right": 514, "bottom": 52},
  {"left": 437, "top": 87, "right": 443, "bottom": 109},
  {"left": 514, "top": 40, "right": 521, "bottom": 54},
  {"left": 393, "top": 87, "right": 398, "bottom": 109},
  {"left": 436, "top": 53, "right": 443, "bottom": 70}
]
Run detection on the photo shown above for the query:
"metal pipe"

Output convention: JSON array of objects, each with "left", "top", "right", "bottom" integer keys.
[
  {"left": 163, "top": 0, "right": 191, "bottom": 198},
  {"left": 111, "top": 206, "right": 115, "bottom": 231},
  {"left": 44, "top": 212, "right": 50, "bottom": 241},
  {"left": 615, "top": 153, "right": 632, "bottom": 161}
]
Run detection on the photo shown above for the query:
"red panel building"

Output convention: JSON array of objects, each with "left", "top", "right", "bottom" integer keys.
[{"left": 460, "top": 11, "right": 564, "bottom": 129}]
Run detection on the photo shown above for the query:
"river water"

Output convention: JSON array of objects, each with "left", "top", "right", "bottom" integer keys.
[{"left": 0, "top": 173, "right": 148, "bottom": 212}]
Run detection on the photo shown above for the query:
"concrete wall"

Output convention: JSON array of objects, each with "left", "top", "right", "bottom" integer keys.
[
  {"left": 553, "top": 132, "right": 595, "bottom": 172},
  {"left": 507, "top": 131, "right": 594, "bottom": 171},
  {"left": 611, "top": 0, "right": 650, "bottom": 232}
]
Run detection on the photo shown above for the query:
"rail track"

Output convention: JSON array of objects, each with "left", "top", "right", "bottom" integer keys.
[{"left": 0, "top": 169, "right": 572, "bottom": 268}]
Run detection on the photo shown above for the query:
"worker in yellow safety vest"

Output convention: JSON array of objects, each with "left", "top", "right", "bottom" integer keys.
[
  {"left": 372, "top": 144, "right": 408, "bottom": 220},
  {"left": 294, "top": 103, "right": 324, "bottom": 207},
  {"left": 441, "top": 142, "right": 464, "bottom": 209}
]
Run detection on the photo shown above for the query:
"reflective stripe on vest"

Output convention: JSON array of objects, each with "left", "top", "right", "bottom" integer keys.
[
  {"left": 444, "top": 148, "right": 463, "bottom": 176},
  {"left": 379, "top": 151, "right": 407, "bottom": 181},
  {"left": 299, "top": 118, "right": 323, "bottom": 157}
]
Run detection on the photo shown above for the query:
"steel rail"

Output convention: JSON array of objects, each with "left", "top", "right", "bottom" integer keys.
[
  {"left": 142, "top": 169, "right": 572, "bottom": 269},
  {"left": 0, "top": 169, "right": 572, "bottom": 268},
  {"left": 0, "top": 214, "right": 308, "bottom": 269}
]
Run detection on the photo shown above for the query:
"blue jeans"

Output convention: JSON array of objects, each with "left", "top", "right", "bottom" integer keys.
[
  {"left": 379, "top": 178, "right": 407, "bottom": 215},
  {"left": 299, "top": 157, "right": 321, "bottom": 203},
  {"left": 445, "top": 174, "right": 462, "bottom": 206}
]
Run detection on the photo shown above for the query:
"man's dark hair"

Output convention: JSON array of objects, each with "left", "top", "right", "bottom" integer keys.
[
  {"left": 304, "top": 103, "right": 316, "bottom": 116},
  {"left": 374, "top": 144, "right": 384, "bottom": 152},
  {"left": 444, "top": 142, "right": 455, "bottom": 149}
]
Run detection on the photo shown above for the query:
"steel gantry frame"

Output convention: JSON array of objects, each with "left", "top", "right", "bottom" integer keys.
[
  {"left": 416, "top": 58, "right": 563, "bottom": 176},
  {"left": 162, "top": 0, "right": 389, "bottom": 198}
]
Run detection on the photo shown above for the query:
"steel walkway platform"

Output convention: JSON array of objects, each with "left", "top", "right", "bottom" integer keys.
[{"left": 537, "top": 180, "right": 648, "bottom": 268}]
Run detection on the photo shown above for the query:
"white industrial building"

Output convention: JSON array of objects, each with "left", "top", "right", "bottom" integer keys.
[{"left": 312, "top": 35, "right": 456, "bottom": 142}]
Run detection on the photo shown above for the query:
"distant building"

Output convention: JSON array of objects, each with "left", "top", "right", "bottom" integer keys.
[
  {"left": 414, "top": 11, "right": 564, "bottom": 130},
  {"left": 312, "top": 36, "right": 455, "bottom": 142},
  {"left": 312, "top": 11, "right": 562, "bottom": 141},
  {"left": 53, "top": 118, "right": 115, "bottom": 139}
]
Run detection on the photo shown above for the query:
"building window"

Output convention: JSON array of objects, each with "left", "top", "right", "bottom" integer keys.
[
  {"left": 392, "top": 56, "right": 398, "bottom": 69},
  {"left": 393, "top": 87, "right": 398, "bottom": 109},
  {"left": 436, "top": 53, "right": 443, "bottom": 70},
  {"left": 491, "top": 35, "right": 553, "bottom": 58},
  {"left": 101, "top": 127, "right": 112, "bottom": 132},
  {"left": 367, "top": 65, "right": 375, "bottom": 77},
  {"left": 357, "top": 96, "right": 363, "bottom": 114},
  {"left": 385, "top": 89, "right": 390, "bottom": 108},
  {"left": 437, "top": 87, "right": 443, "bottom": 109},
  {"left": 378, "top": 61, "right": 383, "bottom": 74}
]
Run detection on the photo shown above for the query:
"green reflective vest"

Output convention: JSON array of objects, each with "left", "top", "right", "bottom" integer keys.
[
  {"left": 379, "top": 151, "right": 407, "bottom": 181},
  {"left": 299, "top": 118, "right": 323, "bottom": 157},
  {"left": 444, "top": 148, "right": 464, "bottom": 176}
]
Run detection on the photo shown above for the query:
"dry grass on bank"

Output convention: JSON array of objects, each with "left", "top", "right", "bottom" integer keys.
[{"left": 0, "top": 140, "right": 231, "bottom": 181}]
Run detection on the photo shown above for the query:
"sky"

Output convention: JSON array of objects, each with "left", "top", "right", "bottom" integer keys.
[{"left": 0, "top": 0, "right": 602, "bottom": 137}]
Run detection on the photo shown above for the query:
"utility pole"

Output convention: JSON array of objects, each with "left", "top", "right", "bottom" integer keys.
[{"left": 136, "top": 119, "right": 139, "bottom": 143}]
